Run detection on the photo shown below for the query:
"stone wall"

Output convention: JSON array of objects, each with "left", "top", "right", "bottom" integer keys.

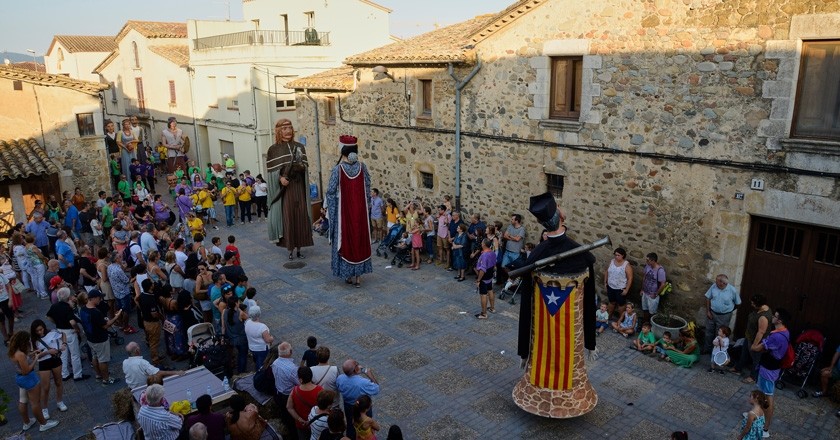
[{"left": 294, "top": 0, "right": 840, "bottom": 318}]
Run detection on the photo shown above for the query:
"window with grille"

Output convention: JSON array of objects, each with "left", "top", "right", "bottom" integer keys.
[
  {"left": 169, "top": 80, "right": 176, "bottom": 105},
  {"left": 546, "top": 173, "right": 564, "bottom": 198},
  {"left": 755, "top": 222, "right": 804, "bottom": 258},
  {"left": 135, "top": 77, "right": 145, "bottom": 112},
  {"left": 549, "top": 56, "right": 583, "bottom": 120},
  {"left": 76, "top": 113, "right": 96, "bottom": 137},
  {"left": 815, "top": 232, "right": 840, "bottom": 266},
  {"left": 420, "top": 171, "right": 434, "bottom": 189},
  {"left": 791, "top": 40, "right": 840, "bottom": 141}
]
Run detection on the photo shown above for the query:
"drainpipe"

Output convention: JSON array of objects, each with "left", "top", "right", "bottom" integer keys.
[
  {"left": 448, "top": 55, "right": 482, "bottom": 212},
  {"left": 304, "top": 90, "right": 324, "bottom": 200}
]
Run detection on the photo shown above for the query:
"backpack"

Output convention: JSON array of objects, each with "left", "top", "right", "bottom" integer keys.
[
  {"left": 253, "top": 364, "right": 276, "bottom": 395},
  {"left": 122, "top": 244, "right": 136, "bottom": 269},
  {"left": 760, "top": 332, "right": 792, "bottom": 370},
  {"left": 780, "top": 342, "right": 795, "bottom": 370}
]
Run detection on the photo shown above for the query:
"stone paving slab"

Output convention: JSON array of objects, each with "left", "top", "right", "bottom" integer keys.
[{"left": 2, "top": 219, "right": 839, "bottom": 439}]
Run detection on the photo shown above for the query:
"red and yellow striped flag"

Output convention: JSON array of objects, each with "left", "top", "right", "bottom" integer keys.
[{"left": 529, "top": 277, "right": 578, "bottom": 390}]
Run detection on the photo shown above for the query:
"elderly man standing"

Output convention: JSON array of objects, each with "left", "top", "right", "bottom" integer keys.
[
  {"left": 47, "top": 287, "right": 89, "bottom": 381},
  {"left": 25, "top": 211, "right": 50, "bottom": 257},
  {"left": 271, "top": 341, "right": 299, "bottom": 433},
  {"left": 336, "top": 358, "right": 380, "bottom": 440},
  {"left": 703, "top": 274, "right": 741, "bottom": 354},
  {"left": 122, "top": 342, "right": 183, "bottom": 389},
  {"left": 138, "top": 384, "right": 183, "bottom": 440}
]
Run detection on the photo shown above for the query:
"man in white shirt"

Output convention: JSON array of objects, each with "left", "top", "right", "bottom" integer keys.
[
  {"left": 122, "top": 342, "right": 183, "bottom": 389},
  {"left": 139, "top": 224, "right": 158, "bottom": 258}
]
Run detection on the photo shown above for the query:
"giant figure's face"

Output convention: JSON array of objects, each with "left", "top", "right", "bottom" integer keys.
[{"left": 276, "top": 119, "right": 294, "bottom": 142}]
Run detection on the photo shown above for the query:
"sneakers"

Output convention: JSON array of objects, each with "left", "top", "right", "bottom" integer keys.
[
  {"left": 42, "top": 409, "right": 49, "bottom": 420},
  {"left": 101, "top": 377, "right": 119, "bottom": 385},
  {"left": 762, "top": 430, "right": 770, "bottom": 438},
  {"left": 22, "top": 420, "right": 36, "bottom": 431},
  {"left": 487, "top": 307, "right": 496, "bottom": 314},
  {"left": 39, "top": 293, "right": 49, "bottom": 300},
  {"left": 39, "top": 420, "right": 59, "bottom": 432},
  {"left": 813, "top": 391, "right": 825, "bottom": 397},
  {"left": 57, "top": 401, "right": 68, "bottom": 412}
]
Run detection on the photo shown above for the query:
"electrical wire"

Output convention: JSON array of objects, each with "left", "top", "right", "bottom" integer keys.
[{"left": 336, "top": 99, "right": 840, "bottom": 179}]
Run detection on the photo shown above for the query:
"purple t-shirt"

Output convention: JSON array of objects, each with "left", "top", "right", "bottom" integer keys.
[
  {"left": 758, "top": 329, "right": 789, "bottom": 382},
  {"left": 642, "top": 264, "right": 666, "bottom": 298},
  {"left": 475, "top": 251, "right": 497, "bottom": 283}
]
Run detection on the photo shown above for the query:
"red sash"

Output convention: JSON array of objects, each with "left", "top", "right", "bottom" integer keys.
[{"left": 338, "top": 166, "right": 371, "bottom": 264}]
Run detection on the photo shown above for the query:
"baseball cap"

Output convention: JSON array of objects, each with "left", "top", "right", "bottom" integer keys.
[
  {"left": 221, "top": 284, "right": 234, "bottom": 294},
  {"left": 49, "top": 276, "right": 63, "bottom": 290},
  {"left": 87, "top": 289, "right": 103, "bottom": 299}
]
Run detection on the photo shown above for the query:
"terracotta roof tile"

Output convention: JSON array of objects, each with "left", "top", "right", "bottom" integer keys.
[
  {"left": 344, "top": 15, "right": 493, "bottom": 66},
  {"left": 286, "top": 65, "right": 355, "bottom": 91},
  {"left": 0, "top": 65, "right": 109, "bottom": 96},
  {"left": 149, "top": 45, "right": 190, "bottom": 67},
  {"left": 51, "top": 35, "right": 117, "bottom": 53},
  {"left": 470, "top": 0, "right": 547, "bottom": 44},
  {"left": 116, "top": 21, "right": 187, "bottom": 41},
  {"left": 0, "top": 138, "right": 61, "bottom": 182}
]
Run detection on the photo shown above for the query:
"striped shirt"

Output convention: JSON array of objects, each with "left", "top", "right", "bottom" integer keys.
[
  {"left": 266, "top": 142, "right": 308, "bottom": 173},
  {"left": 138, "top": 405, "right": 182, "bottom": 440}
]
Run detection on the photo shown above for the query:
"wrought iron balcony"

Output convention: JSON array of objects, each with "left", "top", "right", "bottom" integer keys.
[{"left": 194, "top": 29, "right": 330, "bottom": 50}]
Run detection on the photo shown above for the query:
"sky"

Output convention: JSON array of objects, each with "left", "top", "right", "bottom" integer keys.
[{"left": 0, "top": 0, "right": 514, "bottom": 56}]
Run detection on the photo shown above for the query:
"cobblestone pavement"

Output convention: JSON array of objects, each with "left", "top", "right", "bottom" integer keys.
[{"left": 2, "top": 220, "right": 839, "bottom": 439}]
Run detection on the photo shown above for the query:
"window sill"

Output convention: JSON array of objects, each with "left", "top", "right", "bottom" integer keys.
[
  {"left": 227, "top": 107, "right": 239, "bottom": 111},
  {"left": 539, "top": 119, "right": 582, "bottom": 133},
  {"left": 779, "top": 138, "right": 840, "bottom": 157},
  {"left": 276, "top": 108, "right": 296, "bottom": 112}
]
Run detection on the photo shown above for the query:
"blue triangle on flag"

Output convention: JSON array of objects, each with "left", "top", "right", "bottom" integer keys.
[{"left": 538, "top": 284, "right": 574, "bottom": 316}]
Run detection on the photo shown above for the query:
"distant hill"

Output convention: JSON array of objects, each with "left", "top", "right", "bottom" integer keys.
[{"left": 1, "top": 51, "right": 45, "bottom": 64}]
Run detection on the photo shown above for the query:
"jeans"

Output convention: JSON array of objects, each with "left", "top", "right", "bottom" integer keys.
[
  {"left": 239, "top": 200, "right": 252, "bottom": 223},
  {"left": 234, "top": 344, "right": 248, "bottom": 374},
  {"left": 425, "top": 234, "right": 435, "bottom": 259},
  {"left": 59, "top": 329, "right": 83, "bottom": 379},
  {"left": 254, "top": 196, "right": 268, "bottom": 218},
  {"left": 252, "top": 349, "right": 267, "bottom": 372},
  {"left": 224, "top": 205, "right": 235, "bottom": 226}
]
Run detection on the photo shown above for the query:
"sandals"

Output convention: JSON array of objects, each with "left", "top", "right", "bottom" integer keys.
[
  {"left": 345, "top": 279, "right": 353, "bottom": 285},
  {"left": 457, "top": 277, "right": 465, "bottom": 282},
  {"left": 475, "top": 313, "right": 487, "bottom": 319},
  {"left": 297, "top": 252, "right": 304, "bottom": 259},
  {"left": 289, "top": 253, "right": 294, "bottom": 260},
  {"left": 354, "top": 282, "right": 361, "bottom": 288},
  {"left": 741, "top": 377, "right": 756, "bottom": 384},
  {"left": 487, "top": 307, "right": 495, "bottom": 314}
]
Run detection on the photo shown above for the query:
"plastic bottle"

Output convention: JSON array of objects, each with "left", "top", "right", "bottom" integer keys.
[
  {"left": 186, "top": 388, "right": 194, "bottom": 409},
  {"left": 206, "top": 384, "right": 212, "bottom": 397},
  {"left": 223, "top": 376, "right": 230, "bottom": 392}
]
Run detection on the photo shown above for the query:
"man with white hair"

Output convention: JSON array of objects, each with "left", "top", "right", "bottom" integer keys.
[
  {"left": 703, "top": 273, "right": 741, "bottom": 355},
  {"left": 122, "top": 342, "right": 183, "bottom": 389},
  {"left": 189, "top": 422, "right": 208, "bottom": 440},
  {"left": 138, "top": 384, "right": 182, "bottom": 439},
  {"left": 271, "top": 341, "right": 298, "bottom": 432},
  {"left": 336, "top": 358, "right": 380, "bottom": 439},
  {"left": 46, "top": 288, "right": 89, "bottom": 381}
]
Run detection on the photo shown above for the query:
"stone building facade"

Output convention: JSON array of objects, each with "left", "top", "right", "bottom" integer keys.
[{"left": 289, "top": 0, "right": 840, "bottom": 337}]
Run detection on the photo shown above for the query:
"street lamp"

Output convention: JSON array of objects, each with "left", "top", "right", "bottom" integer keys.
[{"left": 26, "top": 49, "right": 37, "bottom": 71}]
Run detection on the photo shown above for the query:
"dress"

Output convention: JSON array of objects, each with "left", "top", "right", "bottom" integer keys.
[
  {"left": 452, "top": 233, "right": 467, "bottom": 269},
  {"left": 326, "top": 160, "right": 372, "bottom": 279},
  {"left": 740, "top": 412, "right": 766, "bottom": 440},
  {"left": 266, "top": 141, "right": 313, "bottom": 249},
  {"left": 666, "top": 338, "right": 699, "bottom": 367},
  {"left": 118, "top": 130, "right": 138, "bottom": 178}
]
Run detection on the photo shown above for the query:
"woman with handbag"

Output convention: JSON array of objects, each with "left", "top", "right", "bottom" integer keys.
[
  {"left": 25, "top": 234, "right": 49, "bottom": 299},
  {"left": 221, "top": 295, "right": 248, "bottom": 374},
  {"left": 31, "top": 319, "right": 68, "bottom": 419},
  {"left": 8, "top": 331, "right": 60, "bottom": 432}
]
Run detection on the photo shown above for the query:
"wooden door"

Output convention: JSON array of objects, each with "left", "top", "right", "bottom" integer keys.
[{"left": 737, "top": 217, "right": 840, "bottom": 345}]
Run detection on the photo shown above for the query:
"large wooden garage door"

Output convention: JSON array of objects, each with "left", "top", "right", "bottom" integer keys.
[{"left": 736, "top": 217, "right": 840, "bottom": 346}]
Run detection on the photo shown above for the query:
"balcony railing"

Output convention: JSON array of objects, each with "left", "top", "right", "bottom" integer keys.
[{"left": 194, "top": 29, "right": 330, "bottom": 50}]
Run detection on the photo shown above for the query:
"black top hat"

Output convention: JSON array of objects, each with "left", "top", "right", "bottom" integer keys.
[{"left": 528, "top": 193, "right": 556, "bottom": 223}]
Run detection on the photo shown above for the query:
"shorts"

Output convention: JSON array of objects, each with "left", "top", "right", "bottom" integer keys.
[
  {"left": 607, "top": 287, "right": 627, "bottom": 305},
  {"left": 641, "top": 294, "right": 660, "bottom": 314},
  {"left": 371, "top": 218, "right": 383, "bottom": 230},
  {"left": 199, "top": 299, "right": 212, "bottom": 312},
  {"left": 207, "top": 208, "right": 217, "bottom": 219},
  {"left": 478, "top": 281, "right": 493, "bottom": 295},
  {"left": 89, "top": 340, "right": 111, "bottom": 363},
  {"left": 116, "top": 295, "right": 134, "bottom": 313},
  {"left": 39, "top": 356, "right": 62, "bottom": 371},
  {"left": 595, "top": 322, "right": 609, "bottom": 331},
  {"left": 0, "top": 299, "right": 13, "bottom": 320},
  {"left": 757, "top": 376, "right": 775, "bottom": 396},
  {"left": 100, "top": 281, "right": 115, "bottom": 301},
  {"left": 437, "top": 235, "right": 451, "bottom": 249}
]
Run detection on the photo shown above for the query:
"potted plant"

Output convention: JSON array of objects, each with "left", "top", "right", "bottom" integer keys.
[
  {"left": 650, "top": 283, "right": 687, "bottom": 339},
  {"left": 0, "top": 388, "right": 10, "bottom": 426}
]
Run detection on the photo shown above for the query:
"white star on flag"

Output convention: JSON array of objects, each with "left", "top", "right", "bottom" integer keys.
[{"left": 546, "top": 292, "right": 560, "bottom": 305}]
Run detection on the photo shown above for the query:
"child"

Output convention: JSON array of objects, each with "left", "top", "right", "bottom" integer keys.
[
  {"left": 210, "top": 237, "right": 224, "bottom": 259},
  {"left": 235, "top": 275, "right": 248, "bottom": 299},
  {"left": 300, "top": 336, "right": 318, "bottom": 367},
  {"left": 353, "top": 395, "right": 381, "bottom": 440},
  {"left": 109, "top": 154, "right": 121, "bottom": 191},
  {"left": 595, "top": 303, "right": 609, "bottom": 334},
  {"left": 634, "top": 322, "right": 656, "bottom": 352},
  {"left": 312, "top": 207, "right": 328, "bottom": 235},
  {"left": 242, "top": 287, "right": 257, "bottom": 311},
  {"left": 738, "top": 390, "right": 769, "bottom": 440},
  {"left": 656, "top": 331, "right": 676, "bottom": 359},
  {"left": 709, "top": 325, "right": 731, "bottom": 373},
  {"left": 610, "top": 302, "right": 636, "bottom": 337},
  {"left": 225, "top": 235, "right": 241, "bottom": 266}
]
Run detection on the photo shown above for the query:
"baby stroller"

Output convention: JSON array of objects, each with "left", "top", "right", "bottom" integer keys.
[
  {"left": 390, "top": 238, "right": 413, "bottom": 267},
  {"left": 776, "top": 328, "right": 825, "bottom": 398},
  {"left": 188, "top": 323, "right": 233, "bottom": 380},
  {"left": 498, "top": 253, "right": 528, "bottom": 305},
  {"left": 376, "top": 223, "right": 405, "bottom": 259}
]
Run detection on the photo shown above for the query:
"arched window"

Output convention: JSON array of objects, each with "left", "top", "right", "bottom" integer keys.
[
  {"left": 57, "top": 48, "right": 64, "bottom": 70},
  {"left": 132, "top": 41, "right": 140, "bottom": 68}
]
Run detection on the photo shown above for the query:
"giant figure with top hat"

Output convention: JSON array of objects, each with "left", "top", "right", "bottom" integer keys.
[{"left": 512, "top": 192, "right": 599, "bottom": 418}]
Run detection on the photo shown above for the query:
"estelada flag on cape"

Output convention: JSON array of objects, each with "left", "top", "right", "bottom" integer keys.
[{"left": 529, "top": 274, "right": 583, "bottom": 390}]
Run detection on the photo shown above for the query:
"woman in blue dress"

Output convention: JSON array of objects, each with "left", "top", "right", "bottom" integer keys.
[{"left": 451, "top": 224, "right": 468, "bottom": 281}]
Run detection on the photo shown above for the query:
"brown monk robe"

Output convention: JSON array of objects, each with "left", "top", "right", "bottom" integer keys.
[{"left": 266, "top": 119, "right": 313, "bottom": 258}]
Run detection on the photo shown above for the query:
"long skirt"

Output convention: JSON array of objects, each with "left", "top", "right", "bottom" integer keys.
[{"left": 164, "top": 313, "right": 187, "bottom": 356}]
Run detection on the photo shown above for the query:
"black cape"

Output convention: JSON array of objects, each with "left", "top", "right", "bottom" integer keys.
[{"left": 516, "top": 232, "right": 597, "bottom": 359}]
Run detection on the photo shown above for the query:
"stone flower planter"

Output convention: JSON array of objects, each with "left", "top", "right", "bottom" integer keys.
[{"left": 650, "top": 314, "right": 687, "bottom": 340}]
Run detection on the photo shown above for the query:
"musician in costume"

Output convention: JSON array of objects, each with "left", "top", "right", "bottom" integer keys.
[
  {"left": 266, "top": 119, "right": 313, "bottom": 258},
  {"left": 326, "top": 135, "right": 372, "bottom": 287},
  {"left": 513, "top": 192, "right": 598, "bottom": 418}
]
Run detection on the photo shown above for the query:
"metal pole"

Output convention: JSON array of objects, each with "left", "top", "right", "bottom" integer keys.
[
  {"left": 508, "top": 236, "right": 612, "bottom": 278},
  {"left": 448, "top": 56, "right": 482, "bottom": 212}
]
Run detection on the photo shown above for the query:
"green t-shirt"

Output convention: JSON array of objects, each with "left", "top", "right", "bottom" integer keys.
[
  {"left": 110, "top": 159, "right": 120, "bottom": 176},
  {"left": 117, "top": 180, "right": 131, "bottom": 199},
  {"left": 637, "top": 331, "right": 656, "bottom": 345},
  {"left": 101, "top": 205, "right": 113, "bottom": 228}
]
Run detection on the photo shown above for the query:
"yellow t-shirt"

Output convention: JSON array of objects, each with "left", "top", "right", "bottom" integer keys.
[
  {"left": 187, "top": 217, "right": 204, "bottom": 235},
  {"left": 237, "top": 185, "right": 252, "bottom": 202},
  {"left": 198, "top": 189, "right": 214, "bottom": 209},
  {"left": 386, "top": 206, "right": 399, "bottom": 224},
  {"left": 157, "top": 144, "right": 168, "bottom": 160},
  {"left": 221, "top": 187, "right": 236, "bottom": 206}
]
